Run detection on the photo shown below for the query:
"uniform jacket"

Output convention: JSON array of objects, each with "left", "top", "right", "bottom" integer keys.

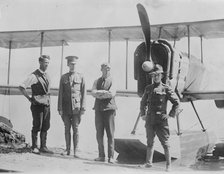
[
  {"left": 58, "top": 71, "right": 86, "bottom": 115},
  {"left": 140, "top": 82, "right": 180, "bottom": 123}
]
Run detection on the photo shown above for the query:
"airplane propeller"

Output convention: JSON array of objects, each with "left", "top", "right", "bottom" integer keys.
[{"left": 136, "top": 3, "right": 153, "bottom": 67}]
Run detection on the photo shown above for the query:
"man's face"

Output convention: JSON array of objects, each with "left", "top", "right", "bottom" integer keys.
[
  {"left": 39, "top": 59, "right": 49, "bottom": 72},
  {"left": 68, "top": 62, "right": 76, "bottom": 72},
  {"left": 152, "top": 73, "right": 162, "bottom": 83},
  {"left": 101, "top": 67, "right": 110, "bottom": 77}
]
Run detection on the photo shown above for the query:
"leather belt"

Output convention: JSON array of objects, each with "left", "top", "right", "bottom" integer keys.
[{"left": 155, "top": 111, "right": 165, "bottom": 114}]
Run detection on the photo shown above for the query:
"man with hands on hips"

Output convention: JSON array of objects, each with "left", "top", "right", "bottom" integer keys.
[{"left": 140, "top": 64, "right": 180, "bottom": 172}]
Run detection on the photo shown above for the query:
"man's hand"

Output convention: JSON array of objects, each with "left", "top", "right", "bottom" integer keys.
[
  {"left": 161, "top": 114, "right": 170, "bottom": 120},
  {"left": 141, "top": 115, "right": 146, "bottom": 121},
  {"left": 58, "top": 110, "right": 63, "bottom": 116},
  {"left": 80, "top": 110, "right": 85, "bottom": 115},
  {"left": 95, "top": 90, "right": 110, "bottom": 99},
  {"left": 29, "top": 97, "right": 39, "bottom": 105}
]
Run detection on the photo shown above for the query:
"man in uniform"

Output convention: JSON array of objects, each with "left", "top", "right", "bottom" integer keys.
[
  {"left": 58, "top": 56, "right": 86, "bottom": 157},
  {"left": 19, "top": 55, "right": 53, "bottom": 154},
  {"left": 140, "top": 64, "right": 180, "bottom": 171},
  {"left": 91, "top": 62, "right": 117, "bottom": 163}
]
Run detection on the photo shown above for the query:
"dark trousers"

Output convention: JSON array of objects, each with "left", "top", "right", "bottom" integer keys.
[
  {"left": 62, "top": 114, "right": 80, "bottom": 153},
  {"left": 145, "top": 122, "right": 170, "bottom": 149},
  {"left": 30, "top": 104, "right": 50, "bottom": 148},
  {"left": 31, "top": 104, "right": 50, "bottom": 133},
  {"left": 95, "top": 110, "right": 115, "bottom": 158}
]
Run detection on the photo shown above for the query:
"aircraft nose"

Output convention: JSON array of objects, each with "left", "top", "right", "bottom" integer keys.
[{"left": 142, "top": 61, "right": 154, "bottom": 72}]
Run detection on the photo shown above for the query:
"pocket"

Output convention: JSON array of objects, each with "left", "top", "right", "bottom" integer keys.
[
  {"left": 64, "top": 80, "right": 69, "bottom": 84},
  {"left": 72, "top": 79, "right": 81, "bottom": 91},
  {"left": 154, "top": 92, "right": 166, "bottom": 104},
  {"left": 75, "top": 97, "right": 80, "bottom": 103},
  {"left": 72, "top": 97, "right": 81, "bottom": 109}
]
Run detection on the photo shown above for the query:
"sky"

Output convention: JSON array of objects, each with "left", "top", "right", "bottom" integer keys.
[{"left": 1, "top": 0, "right": 224, "bottom": 89}]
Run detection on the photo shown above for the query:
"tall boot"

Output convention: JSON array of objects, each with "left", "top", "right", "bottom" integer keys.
[
  {"left": 65, "top": 132, "right": 71, "bottom": 155},
  {"left": 73, "top": 133, "right": 79, "bottom": 158},
  {"left": 164, "top": 148, "right": 171, "bottom": 172},
  {"left": 40, "top": 131, "right": 53, "bottom": 154},
  {"left": 31, "top": 131, "right": 39, "bottom": 154},
  {"left": 31, "top": 131, "right": 38, "bottom": 149},
  {"left": 145, "top": 146, "right": 154, "bottom": 168}
]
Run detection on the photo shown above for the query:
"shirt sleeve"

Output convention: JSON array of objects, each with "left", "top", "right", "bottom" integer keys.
[
  {"left": 80, "top": 75, "right": 86, "bottom": 111},
  {"left": 91, "top": 79, "right": 98, "bottom": 98},
  {"left": 57, "top": 76, "right": 63, "bottom": 112},
  {"left": 140, "top": 87, "right": 149, "bottom": 116},
  {"left": 166, "top": 86, "right": 180, "bottom": 117},
  {"left": 109, "top": 78, "right": 117, "bottom": 97},
  {"left": 19, "top": 74, "right": 37, "bottom": 89}
]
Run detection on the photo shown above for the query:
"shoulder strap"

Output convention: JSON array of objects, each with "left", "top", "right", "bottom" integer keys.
[{"left": 33, "top": 70, "right": 49, "bottom": 94}]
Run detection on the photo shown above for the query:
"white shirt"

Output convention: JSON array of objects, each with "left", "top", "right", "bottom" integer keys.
[{"left": 20, "top": 69, "right": 50, "bottom": 89}]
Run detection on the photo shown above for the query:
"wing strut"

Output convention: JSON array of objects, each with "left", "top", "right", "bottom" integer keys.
[
  {"left": 7, "top": 41, "right": 12, "bottom": 87},
  {"left": 200, "top": 36, "right": 204, "bottom": 63},
  {"left": 108, "top": 29, "right": 111, "bottom": 63},
  {"left": 131, "top": 112, "right": 141, "bottom": 135},
  {"left": 125, "top": 38, "right": 129, "bottom": 89},
  {"left": 40, "top": 32, "right": 44, "bottom": 56},
  {"left": 176, "top": 109, "right": 183, "bottom": 135},
  {"left": 187, "top": 25, "right": 190, "bottom": 58},
  {"left": 60, "top": 40, "right": 65, "bottom": 77},
  {"left": 190, "top": 100, "right": 206, "bottom": 132}
]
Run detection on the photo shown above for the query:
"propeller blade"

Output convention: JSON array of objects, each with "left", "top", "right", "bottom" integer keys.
[{"left": 136, "top": 3, "right": 151, "bottom": 61}]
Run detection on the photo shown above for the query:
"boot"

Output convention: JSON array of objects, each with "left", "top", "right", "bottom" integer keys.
[
  {"left": 145, "top": 147, "right": 154, "bottom": 168},
  {"left": 31, "top": 131, "right": 39, "bottom": 154},
  {"left": 73, "top": 133, "right": 79, "bottom": 158},
  {"left": 40, "top": 131, "right": 53, "bottom": 154},
  {"left": 164, "top": 148, "right": 171, "bottom": 172}
]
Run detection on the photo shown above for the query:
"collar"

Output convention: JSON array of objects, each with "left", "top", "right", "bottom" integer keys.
[
  {"left": 38, "top": 69, "right": 46, "bottom": 75},
  {"left": 69, "top": 71, "right": 77, "bottom": 75},
  {"left": 101, "top": 75, "right": 110, "bottom": 80},
  {"left": 154, "top": 81, "right": 162, "bottom": 87}
]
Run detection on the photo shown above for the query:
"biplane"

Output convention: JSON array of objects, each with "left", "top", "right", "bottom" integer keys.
[{"left": 1, "top": 3, "right": 224, "bottom": 166}]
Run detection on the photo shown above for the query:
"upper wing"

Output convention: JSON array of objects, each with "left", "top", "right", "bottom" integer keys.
[
  {"left": 1, "top": 18, "right": 224, "bottom": 49},
  {"left": 0, "top": 26, "right": 143, "bottom": 49},
  {"left": 151, "top": 18, "right": 224, "bottom": 41}
]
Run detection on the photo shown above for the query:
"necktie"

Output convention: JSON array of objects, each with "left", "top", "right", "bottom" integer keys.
[{"left": 101, "top": 78, "right": 105, "bottom": 88}]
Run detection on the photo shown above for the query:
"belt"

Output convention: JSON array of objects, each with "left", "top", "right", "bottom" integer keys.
[{"left": 154, "top": 111, "right": 165, "bottom": 114}]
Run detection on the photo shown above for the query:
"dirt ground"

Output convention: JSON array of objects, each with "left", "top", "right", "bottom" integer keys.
[
  {"left": 0, "top": 151, "right": 187, "bottom": 174},
  {"left": 1, "top": 97, "right": 224, "bottom": 173},
  {"left": 1, "top": 147, "right": 224, "bottom": 174}
]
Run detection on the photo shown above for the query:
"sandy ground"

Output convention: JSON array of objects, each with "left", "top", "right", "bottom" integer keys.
[
  {"left": 1, "top": 148, "right": 224, "bottom": 174},
  {"left": 1, "top": 96, "right": 224, "bottom": 173},
  {"left": 0, "top": 150, "right": 192, "bottom": 174}
]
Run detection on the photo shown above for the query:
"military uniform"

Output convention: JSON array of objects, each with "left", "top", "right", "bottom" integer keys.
[
  {"left": 140, "top": 64, "right": 180, "bottom": 170},
  {"left": 58, "top": 56, "right": 86, "bottom": 156}
]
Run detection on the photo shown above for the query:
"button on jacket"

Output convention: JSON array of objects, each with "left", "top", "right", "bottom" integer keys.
[
  {"left": 58, "top": 72, "right": 86, "bottom": 115},
  {"left": 140, "top": 82, "right": 179, "bottom": 124}
]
